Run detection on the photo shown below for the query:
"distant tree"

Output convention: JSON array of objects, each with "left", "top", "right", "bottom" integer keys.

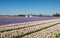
[
  {"left": 18, "top": 14, "right": 25, "bottom": 17},
  {"left": 44, "top": 15, "right": 51, "bottom": 17},
  {"left": 53, "top": 13, "right": 60, "bottom": 16},
  {"left": 39, "top": 14, "right": 43, "bottom": 17}
]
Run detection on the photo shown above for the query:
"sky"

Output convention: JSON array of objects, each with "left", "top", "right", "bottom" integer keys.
[{"left": 0, "top": 0, "right": 60, "bottom": 15}]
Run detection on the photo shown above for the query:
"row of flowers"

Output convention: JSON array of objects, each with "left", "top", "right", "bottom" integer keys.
[
  {"left": 0, "top": 19, "right": 60, "bottom": 38},
  {"left": 0, "top": 19, "right": 58, "bottom": 32},
  {"left": 22, "top": 24, "right": 60, "bottom": 38}
]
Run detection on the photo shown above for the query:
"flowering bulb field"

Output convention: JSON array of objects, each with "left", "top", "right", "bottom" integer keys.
[
  {"left": 0, "top": 19, "right": 59, "bottom": 31},
  {"left": 0, "top": 17, "right": 60, "bottom": 25},
  {"left": 0, "top": 18, "right": 60, "bottom": 38},
  {"left": 22, "top": 24, "right": 60, "bottom": 38}
]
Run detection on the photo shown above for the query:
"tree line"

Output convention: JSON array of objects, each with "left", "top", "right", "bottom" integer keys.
[
  {"left": 0, "top": 13, "right": 60, "bottom": 17},
  {"left": 18, "top": 13, "right": 60, "bottom": 17}
]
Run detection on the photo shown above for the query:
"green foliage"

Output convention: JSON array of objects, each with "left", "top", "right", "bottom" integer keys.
[
  {"left": 53, "top": 13, "right": 60, "bottom": 16},
  {"left": 18, "top": 14, "right": 25, "bottom": 17}
]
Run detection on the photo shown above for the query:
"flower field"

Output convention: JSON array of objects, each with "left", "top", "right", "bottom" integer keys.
[{"left": 0, "top": 18, "right": 60, "bottom": 38}]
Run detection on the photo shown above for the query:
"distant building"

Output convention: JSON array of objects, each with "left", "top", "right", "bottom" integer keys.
[
  {"left": 25, "top": 15, "right": 28, "bottom": 17},
  {"left": 25, "top": 15, "right": 32, "bottom": 17}
]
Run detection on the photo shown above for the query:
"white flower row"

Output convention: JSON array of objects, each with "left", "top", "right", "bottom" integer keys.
[{"left": 22, "top": 24, "right": 60, "bottom": 38}]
